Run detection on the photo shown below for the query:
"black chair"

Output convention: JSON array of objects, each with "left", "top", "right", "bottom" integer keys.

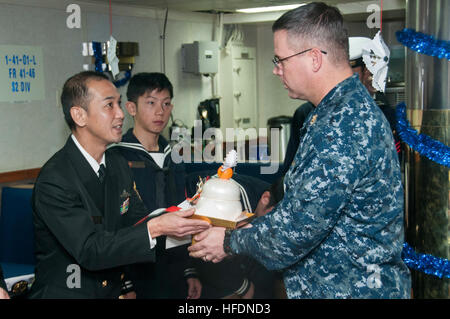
[{"left": 0, "top": 185, "right": 36, "bottom": 298}]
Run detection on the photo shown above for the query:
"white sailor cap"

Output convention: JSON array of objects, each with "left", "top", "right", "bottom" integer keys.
[
  {"left": 348, "top": 32, "right": 391, "bottom": 92},
  {"left": 348, "top": 37, "right": 372, "bottom": 65}
]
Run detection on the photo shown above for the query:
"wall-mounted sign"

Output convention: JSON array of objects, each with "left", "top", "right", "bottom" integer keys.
[{"left": 0, "top": 45, "right": 45, "bottom": 102}]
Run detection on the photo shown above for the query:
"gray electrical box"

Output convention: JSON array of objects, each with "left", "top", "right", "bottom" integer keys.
[{"left": 181, "top": 41, "right": 219, "bottom": 74}]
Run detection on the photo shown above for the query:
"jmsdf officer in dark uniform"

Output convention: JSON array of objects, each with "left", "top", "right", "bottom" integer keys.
[{"left": 29, "top": 71, "right": 210, "bottom": 298}]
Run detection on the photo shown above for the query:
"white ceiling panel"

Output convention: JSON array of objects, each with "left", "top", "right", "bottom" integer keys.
[{"left": 85, "top": 0, "right": 382, "bottom": 13}]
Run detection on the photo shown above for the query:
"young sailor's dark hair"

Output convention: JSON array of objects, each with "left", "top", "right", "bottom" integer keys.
[{"left": 126, "top": 72, "right": 173, "bottom": 103}]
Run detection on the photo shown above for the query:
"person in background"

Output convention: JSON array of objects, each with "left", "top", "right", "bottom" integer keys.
[
  {"left": 349, "top": 35, "right": 402, "bottom": 161},
  {"left": 253, "top": 177, "right": 284, "bottom": 218},
  {"left": 113, "top": 72, "right": 201, "bottom": 299},
  {"left": 188, "top": 2, "right": 411, "bottom": 299},
  {"left": 0, "top": 265, "right": 10, "bottom": 299},
  {"left": 280, "top": 102, "right": 314, "bottom": 175},
  {"left": 248, "top": 176, "right": 286, "bottom": 298},
  {"left": 29, "top": 71, "right": 209, "bottom": 298}
]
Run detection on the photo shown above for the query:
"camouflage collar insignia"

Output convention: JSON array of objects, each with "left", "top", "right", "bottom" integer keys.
[{"left": 310, "top": 114, "right": 318, "bottom": 125}]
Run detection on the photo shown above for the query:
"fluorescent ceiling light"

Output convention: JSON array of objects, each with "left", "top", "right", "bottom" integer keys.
[{"left": 236, "top": 4, "right": 305, "bottom": 13}]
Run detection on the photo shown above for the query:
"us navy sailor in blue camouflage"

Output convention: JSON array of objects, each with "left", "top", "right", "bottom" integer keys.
[
  {"left": 188, "top": 2, "right": 411, "bottom": 298},
  {"left": 230, "top": 73, "right": 411, "bottom": 298}
]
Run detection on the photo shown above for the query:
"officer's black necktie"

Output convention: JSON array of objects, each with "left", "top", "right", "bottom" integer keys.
[{"left": 98, "top": 164, "right": 106, "bottom": 183}]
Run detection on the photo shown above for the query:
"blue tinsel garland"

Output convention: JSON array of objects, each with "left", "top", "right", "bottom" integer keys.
[
  {"left": 396, "top": 28, "right": 450, "bottom": 60},
  {"left": 395, "top": 102, "right": 450, "bottom": 168},
  {"left": 113, "top": 69, "right": 132, "bottom": 88},
  {"left": 394, "top": 29, "right": 450, "bottom": 280},
  {"left": 396, "top": 103, "right": 450, "bottom": 278},
  {"left": 91, "top": 41, "right": 132, "bottom": 88},
  {"left": 402, "top": 243, "right": 450, "bottom": 279},
  {"left": 92, "top": 41, "right": 104, "bottom": 73}
]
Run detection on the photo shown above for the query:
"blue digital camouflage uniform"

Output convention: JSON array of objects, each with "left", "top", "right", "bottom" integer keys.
[{"left": 230, "top": 74, "right": 411, "bottom": 298}]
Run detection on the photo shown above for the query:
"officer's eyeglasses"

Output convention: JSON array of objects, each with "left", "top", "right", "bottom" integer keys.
[{"left": 272, "top": 48, "right": 327, "bottom": 67}]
